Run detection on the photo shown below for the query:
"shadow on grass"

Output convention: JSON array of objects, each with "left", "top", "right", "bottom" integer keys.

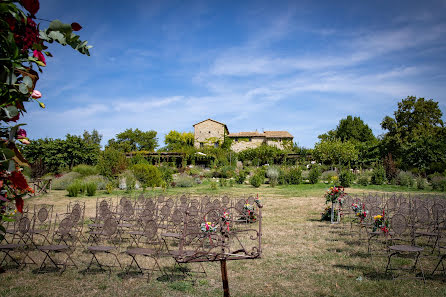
[
  {"left": 333, "top": 264, "right": 393, "bottom": 280},
  {"left": 349, "top": 251, "right": 371, "bottom": 259}
]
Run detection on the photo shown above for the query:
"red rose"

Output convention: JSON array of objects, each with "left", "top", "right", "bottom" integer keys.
[
  {"left": 71, "top": 22, "right": 82, "bottom": 31},
  {"left": 15, "top": 197, "right": 24, "bottom": 213},
  {"left": 33, "top": 50, "right": 46, "bottom": 65},
  {"left": 17, "top": 128, "right": 27, "bottom": 139},
  {"left": 20, "top": 0, "right": 40, "bottom": 15},
  {"left": 9, "top": 171, "right": 30, "bottom": 191}
]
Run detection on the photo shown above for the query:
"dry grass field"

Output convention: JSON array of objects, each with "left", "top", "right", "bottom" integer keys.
[{"left": 1, "top": 185, "right": 446, "bottom": 297}]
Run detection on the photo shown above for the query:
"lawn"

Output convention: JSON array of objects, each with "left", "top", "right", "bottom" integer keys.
[{"left": 1, "top": 184, "right": 446, "bottom": 297}]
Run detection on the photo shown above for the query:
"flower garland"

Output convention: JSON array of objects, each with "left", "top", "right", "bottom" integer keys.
[{"left": 372, "top": 211, "right": 389, "bottom": 233}]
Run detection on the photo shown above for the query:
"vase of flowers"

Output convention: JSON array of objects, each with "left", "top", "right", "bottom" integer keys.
[{"left": 325, "top": 185, "right": 345, "bottom": 224}]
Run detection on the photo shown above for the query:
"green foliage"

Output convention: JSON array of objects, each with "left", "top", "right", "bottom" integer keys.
[
  {"left": 219, "top": 178, "right": 227, "bottom": 187},
  {"left": 164, "top": 130, "right": 194, "bottom": 151},
  {"left": 249, "top": 173, "right": 263, "bottom": 188},
  {"left": 416, "top": 176, "right": 426, "bottom": 190},
  {"left": 97, "top": 148, "right": 128, "bottom": 178},
  {"left": 319, "top": 115, "right": 376, "bottom": 143},
  {"left": 321, "top": 170, "right": 338, "bottom": 182},
  {"left": 120, "top": 171, "right": 136, "bottom": 192},
  {"left": 235, "top": 170, "right": 248, "bottom": 184},
  {"left": 85, "top": 182, "right": 97, "bottom": 196},
  {"left": 358, "top": 174, "right": 369, "bottom": 186},
  {"left": 82, "top": 175, "right": 108, "bottom": 190},
  {"left": 266, "top": 166, "right": 280, "bottom": 187},
  {"left": 313, "top": 139, "right": 358, "bottom": 167},
  {"left": 72, "top": 164, "right": 98, "bottom": 177},
  {"left": 308, "top": 166, "right": 321, "bottom": 184},
  {"left": 238, "top": 144, "right": 287, "bottom": 165},
  {"left": 22, "top": 133, "right": 100, "bottom": 173},
  {"left": 209, "top": 180, "right": 218, "bottom": 190},
  {"left": 381, "top": 96, "right": 446, "bottom": 173},
  {"left": 106, "top": 182, "right": 114, "bottom": 194},
  {"left": 52, "top": 172, "right": 81, "bottom": 190},
  {"left": 107, "top": 128, "right": 158, "bottom": 152},
  {"left": 67, "top": 180, "right": 82, "bottom": 197},
  {"left": 130, "top": 154, "right": 149, "bottom": 165},
  {"left": 371, "top": 165, "right": 386, "bottom": 185},
  {"left": 159, "top": 165, "right": 174, "bottom": 184},
  {"left": 286, "top": 167, "right": 302, "bottom": 185},
  {"left": 431, "top": 176, "right": 446, "bottom": 191},
  {"left": 339, "top": 170, "right": 354, "bottom": 187},
  {"left": 174, "top": 174, "right": 195, "bottom": 187},
  {"left": 219, "top": 165, "right": 236, "bottom": 178},
  {"left": 132, "top": 164, "right": 162, "bottom": 189},
  {"left": 396, "top": 171, "right": 414, "bottom": 187}
]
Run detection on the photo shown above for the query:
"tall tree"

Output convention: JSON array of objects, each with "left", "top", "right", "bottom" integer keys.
[
  {"left": 318, "top": 115, "right": 376, "bottom": 143},
  {"left": 381, "top": 96, "right": 446, "bottom": 173},
  {"left": 164, "top": 130, "right": 194, "bottom": 151},
  {"left": 107, "top": 128, "right": 158, "bottom": 152},
  {"left": 83, "top": 129, "right": 102, "bottom": 146}
]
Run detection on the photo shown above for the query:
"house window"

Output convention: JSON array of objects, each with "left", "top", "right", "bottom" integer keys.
[
  {"left": 200, "top": 142, "right": 204, "bottom": 148},
  {"left": 214, "top": 142, "right": 219, "bottom": 148}
]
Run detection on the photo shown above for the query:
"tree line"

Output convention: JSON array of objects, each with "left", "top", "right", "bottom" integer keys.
[{"left": 22, "top": 96, "right": 446, "bottom": 178}]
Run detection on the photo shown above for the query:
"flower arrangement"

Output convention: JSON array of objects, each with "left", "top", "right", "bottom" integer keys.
[
  {"left": 222, "top": 211, "right": 231, "bottom": 221},
  {"left": 325, "top": 185, "right": 345, "bottom": 204},
  {"left": 351, "top": 203, "right": 361, "bottom": 214},
  {"left": 254, "top": 194, "right": 262, "bottom": 207},
  {"left": 356, "top": 209, "right": 368, "bottom": 221},
  {"left": 321, "top": 205, "right": 341, "bottom": 221},
  {"left": 201, "top": 222, "right": 217, "bottom": 233},
  {"left": 373, "top": 213, "right": 389, "bottom": 233},
  {"left": 0, "top": 0, "right": 90, "bottom": 230},
  {"left": 244, "top": 203, "right": 254, "bottom": 211},
  {"left": 242, "top": 203, "right": 257, "bottom": 223}
]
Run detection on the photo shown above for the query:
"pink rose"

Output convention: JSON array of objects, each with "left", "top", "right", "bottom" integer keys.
[
  {"left": 17, "top": 128, "right": 27, "bottom": 139},
  {"left": 31, "top": 89, "right": 42, "bottom": 99},
  {"left": 33, "top": 50, "right": 46, "bottom": 65}
]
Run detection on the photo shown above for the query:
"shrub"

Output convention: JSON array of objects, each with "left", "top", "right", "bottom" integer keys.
[
  {"left": 85, "top": 182, "right": 97, "bottom": 196},
  {"left": 219, "top": 178, "right": 227, "bottom": 187},
  {"left": 308, "top": 166, "right": 321, "bottom": 184},
  {"left": 250, "top": 174, "right": 263, "bottom": 188},
  {"left": 219, "top": 165, "right": 236, "bottom": 178},
  {"left": 174, "top": 174, "right": 195, "bottom": 187},
  {"left": 339, "top": 170, "right": 354, "bottom": 187},
  {"left": 159, "top": 165, "right": 174, "bottom": 185},
  {"left": 431, "top": 176, "right": 446, "bottom": 191},
  {"left": 209, "top": 180, "right": 217, "bottom": 190},
  {"left": 321, "top": 170, "right": 338, "bottom": 182},
  {"left": 119, "top": 170, "right": 136, "bottom": 191},
  {"left": 397, "top": 171, "right": 414, "bottom": 187},
  {"left": 67, "top": 180, "right": 82, "bottom": 197},
  {"left": 416, "top": 176, "right": 426, "bottom": 190},
  {"left": 235, "top": 170, "right": 247, "bottom": 184},
  {"left": 229, "top": 179, "right": 234, "bottom": 187},
  {"left": 52, "top": 172, "right": 81, "bottom": 190},
  {"left": 72, "top": 164, "right": 98, "bottom": 177},
  {"left": 132, "top": 164, "right": 162, "bottom": 189},
  {"left": 106, "top": 182, "right": 114, "bottom": 194},
  {"left": 266, "top": 166, "right": 280, "bottom": 187},
  {"left": 371, "top": 166, "right": 386, "bottom": 185},
  {"left": 97, "top": 148, "right": 128, "bottom": 179},
  {"left": 286, "top": 167, "right": 302, "bottom": 185},
  {"left": 358, "top": 174, "right": 369, "bottom": 186},
  {"left": 82, "top": 174, "right": 108, "bottom": 190}
]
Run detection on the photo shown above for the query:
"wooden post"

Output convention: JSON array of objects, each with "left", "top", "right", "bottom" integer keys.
[{"left": 220, "top": 259, "right": 230, "bottom": 297}]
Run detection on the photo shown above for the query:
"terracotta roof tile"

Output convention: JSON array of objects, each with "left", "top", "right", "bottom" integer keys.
[{"left": 227, "top": 131, "right": 293, "bottom": 138}]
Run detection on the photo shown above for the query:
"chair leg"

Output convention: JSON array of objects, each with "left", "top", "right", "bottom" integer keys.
[{"left": 432, "top": 254, "right": 446, "bottom": 276}]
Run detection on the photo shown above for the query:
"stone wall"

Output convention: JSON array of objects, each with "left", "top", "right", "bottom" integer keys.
[
  {"left": 230, "top": 137, "right": 265, "bottom": 152},
  {"left": 194, "top": 120, "right": 226, "bottom": 148}
]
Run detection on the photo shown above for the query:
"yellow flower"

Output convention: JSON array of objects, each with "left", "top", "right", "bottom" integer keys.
[{"left": 374, "top": 215, "right": 382, "bottom": 220}]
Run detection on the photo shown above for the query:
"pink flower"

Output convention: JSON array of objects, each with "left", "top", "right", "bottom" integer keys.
[
  {"left": 31, "top": 89, "right": 41, "bottom": 99},
  {"left": 33, "top": 50, "right": 46, "bottom": 65},
  {"left": 17, "top": 128, "right": 27, "bottom": 139}
]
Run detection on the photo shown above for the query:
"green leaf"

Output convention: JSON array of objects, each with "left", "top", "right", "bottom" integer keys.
[
  {"left": 23, "top": 76, "right": 33, "bottom": 88},
  {"left": 8, "top": 160, "right": 15, "bottom": 171},
  {"left": 0, "top": 148, "right": 15, "bottom": 159},
  {"left": 48, "top": 31, "right": 66, "bottom": 45},
  {"left": 2, "top": 106, "right": 18, "bottom": 118},
  {"left": 43, "top": 51, "right": 53, "bottom": 57},
  {"left": 9, "top": 125, "right": 19, "bottom": 141},
  {"left": 48, "top": 20, "right": 72, "bottom": 33},
  {"left": 5, "top": 73, "right": 17, "bottom": 85},
  {"left": 19, "top": 82, "right": 29, "bottom": 94},
  {"left": 36, "top": 60, "right": 46, "bottom": 67}
]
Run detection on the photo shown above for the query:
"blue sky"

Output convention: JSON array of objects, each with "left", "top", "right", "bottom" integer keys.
[{"left": 24, "top": 0, "right": 446, "bottom": 148}]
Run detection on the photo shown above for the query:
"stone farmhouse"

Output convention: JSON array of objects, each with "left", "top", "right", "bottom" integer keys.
[{"left": 193, "top": 119, "right": 293, "bottom": 152}]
